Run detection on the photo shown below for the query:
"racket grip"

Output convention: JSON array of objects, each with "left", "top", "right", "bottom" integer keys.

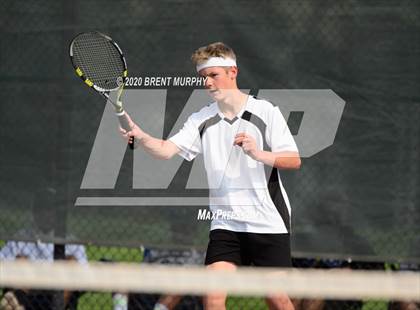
[{"left": 117, "top": 113, "right": 136, "bottom": 150}]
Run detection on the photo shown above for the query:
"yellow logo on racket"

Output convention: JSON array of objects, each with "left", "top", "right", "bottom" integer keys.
[{"left": 75, "top": 67, "right": 83, "bottom": 77}]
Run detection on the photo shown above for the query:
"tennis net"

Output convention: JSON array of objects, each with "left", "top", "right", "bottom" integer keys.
[{"left": 1, "top": 260, "right": 419, "bottom": 308}]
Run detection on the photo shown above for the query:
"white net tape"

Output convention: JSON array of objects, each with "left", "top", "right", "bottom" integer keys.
[{"left": 1, "top": 261, "right": 419, "bottom": 301}]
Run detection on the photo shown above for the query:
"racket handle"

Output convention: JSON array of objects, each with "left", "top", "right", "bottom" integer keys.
[{"left": 117, "top": 113, "right": 136, "bottom": 150}]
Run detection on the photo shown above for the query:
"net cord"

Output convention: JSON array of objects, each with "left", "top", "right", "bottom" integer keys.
[{"left": 0, "top": 261, "right": 419, "bottom": 301}]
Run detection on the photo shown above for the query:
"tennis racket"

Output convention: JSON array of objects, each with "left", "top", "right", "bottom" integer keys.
[{"left": 69, "top": 31, "right": 136, "bottom": 149}]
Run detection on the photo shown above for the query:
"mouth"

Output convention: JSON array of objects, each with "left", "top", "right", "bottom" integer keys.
[{"left": 208, "top": 89, "right": 219, "bottom": 95}]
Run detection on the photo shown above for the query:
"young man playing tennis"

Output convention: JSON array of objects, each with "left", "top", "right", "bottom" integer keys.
[{"left": 120, "top": 42, "right": 300, "bottom": 310}]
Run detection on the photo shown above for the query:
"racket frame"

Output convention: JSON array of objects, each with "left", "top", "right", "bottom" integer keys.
[
  {"left": 69, "top": 31, "right": 128, "bottom": 95},
  {"left": 69, "top": 31, "right": 137, "bottom": 149}
]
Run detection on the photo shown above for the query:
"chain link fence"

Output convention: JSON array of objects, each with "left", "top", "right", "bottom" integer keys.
[{"left": 1, "top": 0, "right": 419, "bottom": 309}]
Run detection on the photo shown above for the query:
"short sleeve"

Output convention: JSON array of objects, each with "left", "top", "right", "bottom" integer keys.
[
  {"left": 266, "top": 106, "right": 298, "bottom": 153},
  {"left": 169, "top": 115, "right": 202, "bottom": 161}
]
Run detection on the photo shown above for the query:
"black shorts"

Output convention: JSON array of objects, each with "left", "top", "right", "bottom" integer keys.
[{"left": 205, "top": 229, "right": 292, "bottom": 267}]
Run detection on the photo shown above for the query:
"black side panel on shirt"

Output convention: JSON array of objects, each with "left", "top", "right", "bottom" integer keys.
[
  {"left": 241, "top": 110, "right": 269, "bottom": 151},
  {"left": 241, "top": 110, "right": 272, "bottom": 180},
  {"left": 242, "top": 110, "right": 290, "bottom": 231},
  {"left": 267, "top": 168, "right": 291, "bottom": 232},
  {"left": 199, "top": 114, "right": 222, "bottom": 138}
]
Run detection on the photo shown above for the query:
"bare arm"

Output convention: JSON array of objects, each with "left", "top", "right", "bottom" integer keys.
[
  {"left": 253, "top": 150, "right": 301, "bottom": 170},
  {"left": 234, "top": 133, "right": 301, "bottom": 170},
  {"left": 120, "top": 112, "right": 180, "bottom": 160}
]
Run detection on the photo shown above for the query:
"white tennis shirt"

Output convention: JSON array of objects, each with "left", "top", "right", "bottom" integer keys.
[{"left": 170, "top": 96, "right": 298, "bottom": 234}]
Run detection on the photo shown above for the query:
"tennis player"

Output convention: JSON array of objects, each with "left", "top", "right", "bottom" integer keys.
[{"left": 120, "top": 42, "right": 300, "bottom": 310}]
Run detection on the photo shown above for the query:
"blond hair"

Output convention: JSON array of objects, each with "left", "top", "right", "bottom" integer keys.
[{"left": 191, "top": 42, "right": 236, "bottom": 67}]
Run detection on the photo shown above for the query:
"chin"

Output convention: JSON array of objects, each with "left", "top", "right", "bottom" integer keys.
[{"left": 211, "top": 91, "right": 224, "bottom": 101}]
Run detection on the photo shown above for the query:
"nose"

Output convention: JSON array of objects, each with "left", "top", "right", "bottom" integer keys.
[{"left": 205, "top": 77, "right": 213, "bottom": 89}]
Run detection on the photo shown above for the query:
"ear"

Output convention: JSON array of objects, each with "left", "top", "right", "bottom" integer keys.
[{"left": 229, "top": 66, "right": 238, "bottom": 79}]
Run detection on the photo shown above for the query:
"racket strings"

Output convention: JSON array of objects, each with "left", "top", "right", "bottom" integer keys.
[
  {"left": 72, "top": 33, "right": 125, "bottom": 90},
  {"left": 74, "top": 38, "right": 122, "bottom": 84}
]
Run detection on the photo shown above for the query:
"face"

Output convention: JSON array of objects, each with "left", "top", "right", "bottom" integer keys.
[{"left": 199, "top": 66, "right": 238, "bottom": 101}]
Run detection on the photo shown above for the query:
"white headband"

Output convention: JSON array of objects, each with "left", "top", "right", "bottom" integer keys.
[{"left": 196, "top": 57, "right": 237, "bottom": 72}]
